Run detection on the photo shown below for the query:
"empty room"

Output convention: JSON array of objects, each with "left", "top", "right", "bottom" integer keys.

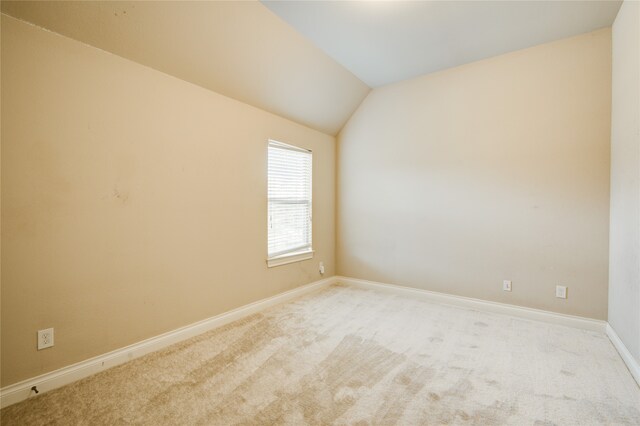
[{"left": 1, "top": 0, "right": 639, "bottom": 424}]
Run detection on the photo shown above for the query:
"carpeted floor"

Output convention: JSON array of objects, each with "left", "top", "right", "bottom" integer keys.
[{"left": 2, "top": 283, "right": 639, "bottom": 425}]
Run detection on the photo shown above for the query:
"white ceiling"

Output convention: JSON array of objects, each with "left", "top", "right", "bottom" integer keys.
[
  {"left": 1, "top": 1, "right": 622, "bottom": 134},
  {"left": 1, "top": 1, "right": 370, "bottom": 136},
  {"left": 263, "top": 0, "right": 622, "bottom": 87}
]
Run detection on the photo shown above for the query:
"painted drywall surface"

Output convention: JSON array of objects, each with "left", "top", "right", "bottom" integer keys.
[
  {"left": 609, "top": 0, "right": 640, "bottom": 363},
  {"left": 0, "top": 1, "right": 370, "bottom": 136},
  {"left": 338, "top": 29, "right": 611, "bottom": 319},
  {"left": 0, "top": 15, "right": 335, "bottom": 387},
  {"left": 264, "top": 0, "right": 621, "bottom": 87}
]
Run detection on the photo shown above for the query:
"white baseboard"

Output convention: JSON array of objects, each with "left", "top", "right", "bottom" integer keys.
[
  {"left": 336, "top": 276, "right": 607, "bottom": 333},
  {"left": 606, "top": 323, "right": 640, "bottom": 387},
  {"left": 0, "top": 276, "right": 337, "bottom": 409},
  {"left": 1, "top": 275, "right": 624, "bottom": 409}
]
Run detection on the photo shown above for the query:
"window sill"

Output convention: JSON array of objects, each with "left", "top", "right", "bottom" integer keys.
[{"left": 267, "top": 249, "right": 314, "bottom": 268}]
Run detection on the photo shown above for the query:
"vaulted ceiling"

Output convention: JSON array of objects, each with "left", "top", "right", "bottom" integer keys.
[
  {"left": 264, "top": 1, "right": 621, "bottom": 87},
  {"left": 1, "top": 1, "right": 370, "bottom": 136},
  {"left": 1, "top": 1, "right": 622, "bottom": 135}
]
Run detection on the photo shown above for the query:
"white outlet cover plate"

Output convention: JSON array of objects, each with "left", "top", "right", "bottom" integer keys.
[
  {"left": 556, "top": 285, "right": 567, "bottom": 299},
  {"left": 38, "top": 328, "right": 54, "bottom": 350}
]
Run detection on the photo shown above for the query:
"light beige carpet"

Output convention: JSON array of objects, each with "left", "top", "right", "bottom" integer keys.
[{"left": 2, "top": 284, "right": 639, "bottom": 425}]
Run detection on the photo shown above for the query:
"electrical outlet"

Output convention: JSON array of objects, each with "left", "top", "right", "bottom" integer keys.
[
  {"left": 503, "top": 280, "right": 512, "bottom": 292},
  {"left": 319, "top": 261, "right": 325, "bottom": 275},
  {"left": 38, "top": 328, "right": 54, "bottom": 350},
  {"left": 556, "top": 285, "right": 567, "bottom": 299}
]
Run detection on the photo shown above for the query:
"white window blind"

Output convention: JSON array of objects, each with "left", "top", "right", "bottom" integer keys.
[{"left": 268, "top": 140, "right": 312, "bottom": 259}]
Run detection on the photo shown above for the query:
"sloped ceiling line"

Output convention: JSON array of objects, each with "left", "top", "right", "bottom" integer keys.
[
  {"left": 2, "top": 1, "right": 621, "bottom": 135},
  {"left": 1, "top": 1, "right": 370, "bottom": 136}
]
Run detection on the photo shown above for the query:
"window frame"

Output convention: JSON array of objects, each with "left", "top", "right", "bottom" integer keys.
[{"left": 266, "top": 139, "right": 313, "bottom": 268}]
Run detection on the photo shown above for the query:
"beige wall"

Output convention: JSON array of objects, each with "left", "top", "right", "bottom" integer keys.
[
  {"left": 609, "top": 0, "right": 640, "bottom": 363},
  {"left": 338, "top": 29, "right": 611, "bottom": 319},
  {"left": 0, "top": 1, "right": 371, "bottom": 136},
  {"left": 1, "top": 15, "right": 335, "bottom": 386}
]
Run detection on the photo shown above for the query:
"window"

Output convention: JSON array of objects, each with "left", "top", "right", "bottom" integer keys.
[{"left": 267, "top": 140, "right": 313, "bottom": 267}]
